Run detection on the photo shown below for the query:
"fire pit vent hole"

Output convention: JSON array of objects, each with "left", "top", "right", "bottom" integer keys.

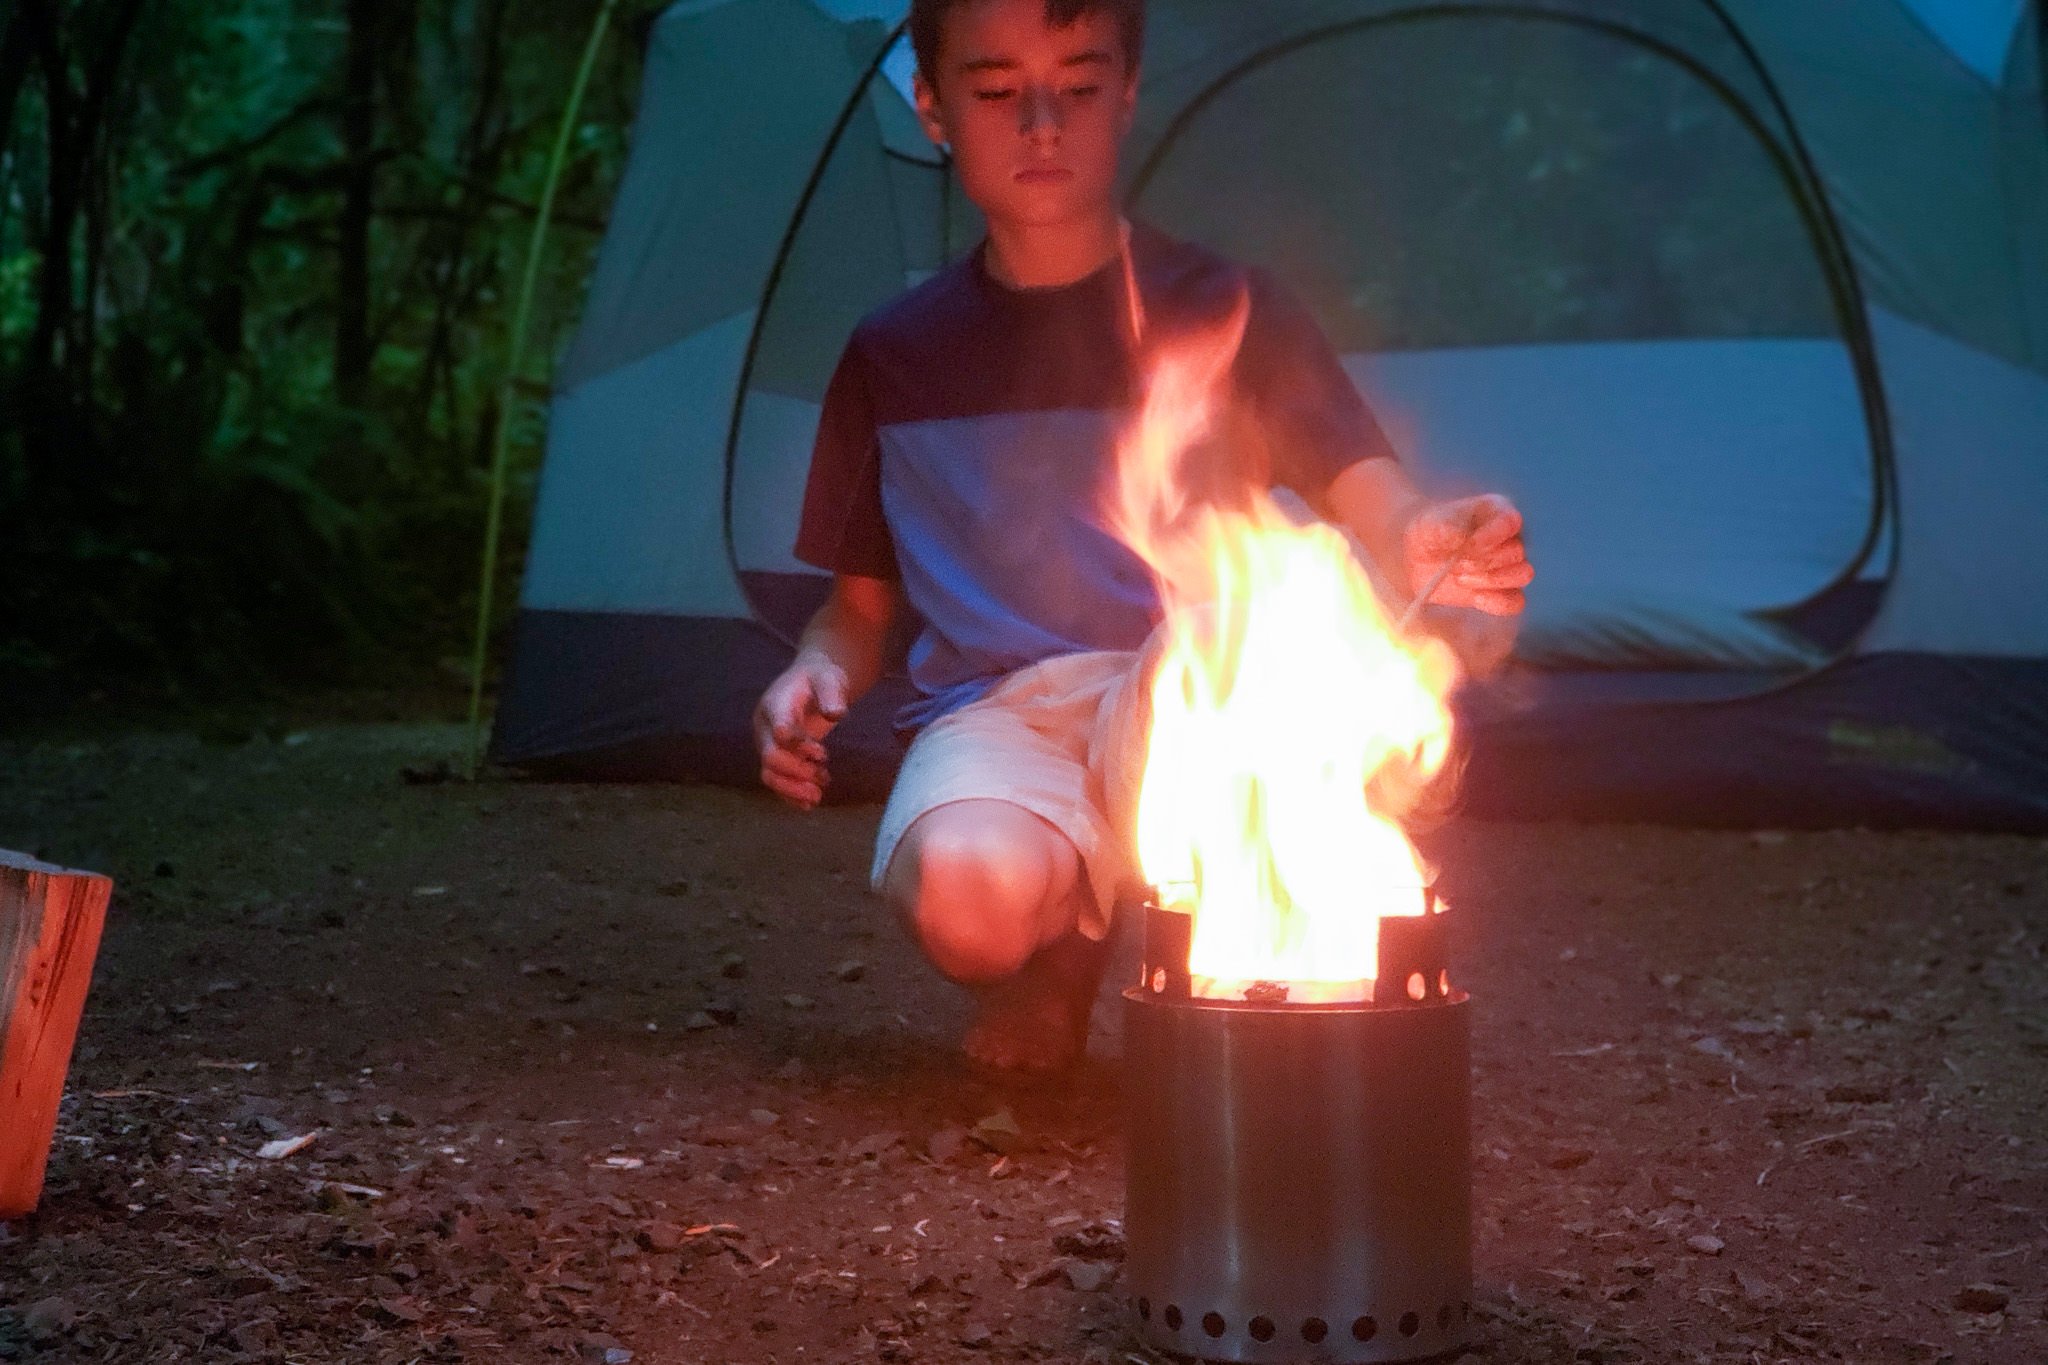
[
  {"left": 1301, "top": 1318, "right": 1329, "bottom": 1344},
  {"left": 1201, "top": 1311, "right": 1227, "bottom": 1338},
  {"left": 1136, "top": 1298, "right": 1151, "bottom": 1322},
  {"left": 1407, "top": 972, "right": 1427, "bottom": 1001},
  {"left": 1164, "top": 1305, "right": 1184, "bottom": 1332},
  {"left": 1248, "top": 1316, "right": 1275, "bottom": 1342},
  {"left": 1438, "top": 1303, "right": 1454, "bottom": 1330},
  {"left": 1351, "top": 1315, "right": 1378, "bottom": 1342},
  {"left": 1399, "top": 1311, "right": 1421, "bottom": 1337}
]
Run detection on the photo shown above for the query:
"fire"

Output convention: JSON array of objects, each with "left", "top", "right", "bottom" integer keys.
[{"left": 1108, "top": 290, "right": 1460, "bottom": 998}]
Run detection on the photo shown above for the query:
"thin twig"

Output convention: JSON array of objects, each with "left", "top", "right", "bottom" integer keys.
[{"left": 1396, "top": 547, "right": 1465, "bottom": 635}]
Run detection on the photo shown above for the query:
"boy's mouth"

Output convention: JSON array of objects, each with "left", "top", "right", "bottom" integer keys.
[{"left": 1015, "top": 165, "right": 1075, "bottom": 185}]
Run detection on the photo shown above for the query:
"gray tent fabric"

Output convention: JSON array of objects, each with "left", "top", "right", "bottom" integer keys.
[
  {"left": 496, "top": 0, "right": 2048, "bottom": 829},
  {"left": 554, "top": 0, "right": 889, "bottom": 389}
]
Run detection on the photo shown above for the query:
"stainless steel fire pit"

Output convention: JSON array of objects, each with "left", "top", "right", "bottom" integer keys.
[{"left": 1123, "top": 897, "right": 1472, "bottom": 1363}]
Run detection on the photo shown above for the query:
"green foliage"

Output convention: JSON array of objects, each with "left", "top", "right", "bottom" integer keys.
[{"left": 0, "top": 0, "right": 655, "bottom": 696}]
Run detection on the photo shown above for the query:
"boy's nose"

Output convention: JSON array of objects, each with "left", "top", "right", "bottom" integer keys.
[{"left": 1020, "top": 85, "right": 1061, "bottom": 141}]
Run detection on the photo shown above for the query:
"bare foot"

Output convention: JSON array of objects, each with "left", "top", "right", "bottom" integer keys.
[{"left": 962, "top": 932, "right": 1110, "bottom": 1074}]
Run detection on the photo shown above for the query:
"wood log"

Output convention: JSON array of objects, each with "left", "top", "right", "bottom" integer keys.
[{"left": 1, "top": 850, "right": 111, "bottom": 1219}]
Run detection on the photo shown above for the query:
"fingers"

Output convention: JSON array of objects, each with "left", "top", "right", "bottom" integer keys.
[
  {"left": 1463, "top": 495, "right": 1523, "bottom": 552},
  {"left": 1461, "top": 542, "right": 1527, "bottom": 573},
  {"left": 1411, "top": 495, "right": 1521, "bottom": 561},
  {"left": 763, "top": 743, "right": 827, "bottom": 785},
  {"left": 1466, "top": 587, "right": 1526, "bottom": 616},
  {"left": 762, "top": 744, "right": 829, "bottom": 808},
  {"left": 762, "top": 769, "right": 825, "bottom": 809},
  {"left": 813, "top": 667, "right": 849, "bottom": 723},
  {"left": 795, "top": 666, "right": 850, "bottom": 742},
  {"left": 1434, "top": 582, "right": 1527, "bottom": 615},
  {"left": 761, "top": 666, "right": 849, "bottom": 747},
  {"left": 1452, "top": 558, "right": 1535, "bottom": 593},
  {"left": 757, "top": 675, "right": 810, "bottom": 747},
  {"left": 1413, "top": 495, "right": 1528, "bottom": 612},
  {"left": 754, "top": 662, "right": 840, "bottom": 807}
]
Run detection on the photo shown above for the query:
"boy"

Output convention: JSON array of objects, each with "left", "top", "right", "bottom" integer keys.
[{"left": 754, "top": 0, "right": 1531, "bottom": 1071}]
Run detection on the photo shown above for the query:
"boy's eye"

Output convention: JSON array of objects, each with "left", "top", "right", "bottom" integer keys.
[
  {"left": 1065, "top": 85, "right": 1101, "bottom": 98},
  {"left": 974, "top": 88, "right": 1017, "bottom": 102}
]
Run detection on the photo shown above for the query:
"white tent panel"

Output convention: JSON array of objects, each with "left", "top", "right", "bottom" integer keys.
[
  {"left": 807, "top": 0, "right": 905, "bottom": 21},
  {"left": 1895, "top": 0, "right": 2028, "bottom": 83},
  {"left": 522, "top": 313, "right": 755, "bottom": 618},
  {"left": 1860, "top": 306, "right": 2048, "bottom": 655},
  {"left": 1346, "top": 338, "right": 1874, "bottom": 667},
  {"left": 879, "top": 33, "right": 919, "bottom": 111}
]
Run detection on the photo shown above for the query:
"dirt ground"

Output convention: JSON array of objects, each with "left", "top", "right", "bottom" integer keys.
[{"left": 1, "top": 721, "right": 2044, "bottom": 1364}]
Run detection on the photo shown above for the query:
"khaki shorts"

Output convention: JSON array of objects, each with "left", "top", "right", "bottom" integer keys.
[{"left": 870, "top": 647, "right": 1155, "bottom": 941}]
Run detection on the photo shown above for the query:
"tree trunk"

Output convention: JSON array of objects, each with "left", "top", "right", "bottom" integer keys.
[
  {"left": 414, "top": 0, "right": 510, "bottom": 444},
  {"left": 335, "top": 0, "right": 382, "bottom": 409},
  {"left": 23, "top": 2, "right": 80, "bottom": 413},
  {"left": 0, "top": 851, "right": 111, "bottom": 1219},
  {"left": 14, "top": 0, "right": 145, "bottom": 469},
  {"left": 0, "top": 11, "right": 34, "bottom": 161}
]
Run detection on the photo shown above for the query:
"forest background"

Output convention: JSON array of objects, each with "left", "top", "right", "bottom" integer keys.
[{"left": 1, "top": 0, "right": 654, "bottom": 717}]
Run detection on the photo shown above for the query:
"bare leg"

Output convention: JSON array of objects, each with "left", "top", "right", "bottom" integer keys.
[{"left": 882, "top": 800, "right": 1108, "bottom": 1072}]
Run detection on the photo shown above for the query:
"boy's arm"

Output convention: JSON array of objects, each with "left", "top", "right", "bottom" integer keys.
[
  {"left": 1325, "top": 458, "right": 1531, "bottom": 617},
  {"left": 755, "top": 573, "right": 901, "bottom": 809},
  {"left": 1229, "top": 269, "right": 1529, "bottom": 621}
]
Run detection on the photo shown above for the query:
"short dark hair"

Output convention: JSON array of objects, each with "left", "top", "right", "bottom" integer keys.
[{"left": 909, "top": 0, "right": 1145, "bottom": 82}]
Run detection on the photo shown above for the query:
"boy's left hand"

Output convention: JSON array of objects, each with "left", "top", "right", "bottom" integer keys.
[{"left": 1404, "top": 494, "right": 1531, "bottom": 616}]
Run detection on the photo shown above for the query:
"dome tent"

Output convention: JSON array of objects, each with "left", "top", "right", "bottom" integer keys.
[{"left": 493, "top": 0, "right": 2048, "bottom": 829}]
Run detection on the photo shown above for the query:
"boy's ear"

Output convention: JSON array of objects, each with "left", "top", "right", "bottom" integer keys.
[
  {"left": 913, "top": 69, "right": 949, "bottom": 148},
  {"left": 1118, "top": 63, "right": 1140, "bottom": 135}
]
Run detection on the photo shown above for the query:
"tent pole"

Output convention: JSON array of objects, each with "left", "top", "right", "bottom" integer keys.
[{"left": 463, "top": 0, "right": 620, "bottom": 780}]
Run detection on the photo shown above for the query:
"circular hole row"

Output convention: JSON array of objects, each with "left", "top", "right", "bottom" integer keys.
[{"left": 1136, "top": 1300, "right": 1469, "bottom": 1344}]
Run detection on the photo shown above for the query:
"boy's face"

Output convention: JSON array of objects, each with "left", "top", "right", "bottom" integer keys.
[{"left": 913, "top": 0, "right": 1138, "bottom": 233}]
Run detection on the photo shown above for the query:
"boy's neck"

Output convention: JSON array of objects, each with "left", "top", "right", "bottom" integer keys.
[{"left": 982, "top": 212, "right": 1128, "bottom": 290}]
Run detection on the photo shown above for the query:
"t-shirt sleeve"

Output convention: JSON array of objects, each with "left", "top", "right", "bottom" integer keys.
[
  {"left": 793, "top": 337, "right": 900, "bottom": 579},
  {"left": 1234, "top": 268, "right": 1397, "bottom": 498}
]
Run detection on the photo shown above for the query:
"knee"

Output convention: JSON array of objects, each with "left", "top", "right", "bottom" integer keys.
[{"left": 889, "top": 818, "right": 1060, "bottom": 983}]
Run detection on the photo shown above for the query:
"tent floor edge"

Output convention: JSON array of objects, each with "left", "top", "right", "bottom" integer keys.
[
  {"left": 489, "top": 608, "right": 911, "bottom": 803},
  {"left": 1458, "top": 652, "right": 2048, "bottom": 832}
]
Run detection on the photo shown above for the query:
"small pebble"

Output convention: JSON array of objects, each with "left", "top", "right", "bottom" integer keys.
[
  {"left": 1953, "top": 1284, "right": 2009, "bottom": 1314},
  {"left": 640, "top": 1221, "right": 685, "bottom": 1253},
  {"left": 1065, "top": 1260, "right": 1116, "bottom": 1292}
]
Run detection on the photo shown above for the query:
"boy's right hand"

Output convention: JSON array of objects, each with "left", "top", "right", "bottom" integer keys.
[{"left": 754, "top": 654, "right": 851, "bottom": 810}]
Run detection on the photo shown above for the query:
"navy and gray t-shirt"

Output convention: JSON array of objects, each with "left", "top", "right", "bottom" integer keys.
[{"left": 794, "top": 221, "right": 1395, "bottom": 732}]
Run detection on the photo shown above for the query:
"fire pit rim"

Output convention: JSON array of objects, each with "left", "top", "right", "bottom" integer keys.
[{"left": 1119, "top": 984, "right": 1471, "bottom": 1014}]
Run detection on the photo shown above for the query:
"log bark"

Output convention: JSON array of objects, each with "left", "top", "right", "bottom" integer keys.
[{"left": 0, "top": 851, "right": 111, "bottom": 1219}]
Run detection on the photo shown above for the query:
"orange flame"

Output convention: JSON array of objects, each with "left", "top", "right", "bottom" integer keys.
[{"left": 1108, "top": 289, "right": 1460, "bottom": 998}]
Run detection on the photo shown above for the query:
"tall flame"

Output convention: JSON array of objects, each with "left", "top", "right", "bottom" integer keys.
[{"left": 1107, "top": 288, "right": 1460, "bottom": 996}]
